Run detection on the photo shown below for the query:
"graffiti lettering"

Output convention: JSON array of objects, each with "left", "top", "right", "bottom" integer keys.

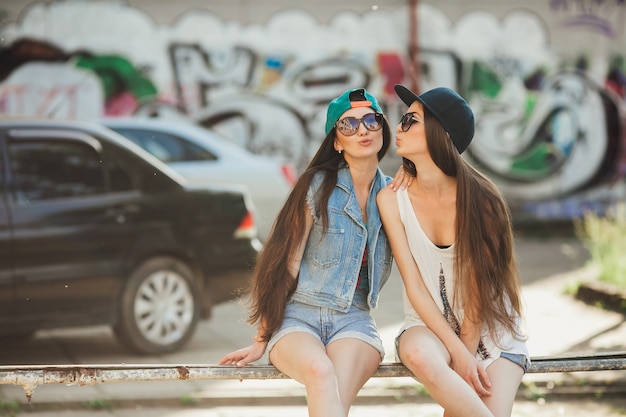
[
  {"left": 0, "top": 63, "right": 103, "bottom": 118},
  {"left": 0, "top": 3, "right": 624, "bottom": 220},
  {"left": 169, "top": 43, "right": 256, "bottom": 115},
  {"left": 550, "top": 0, "right": 626, "bottom": 37}
]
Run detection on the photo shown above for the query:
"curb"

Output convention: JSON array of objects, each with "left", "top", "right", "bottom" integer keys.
[
  {"left": 519, "top": 373, "right": 626, "bottom": 399},
  {"left": 7, "top": 380, "right": 626, "bottom": 414},
  {"left": 576, "top": 281, "right": 626, "bottom": 315},
  {"left": 9, "top": 369, "right": 626, "bottom": 407}
]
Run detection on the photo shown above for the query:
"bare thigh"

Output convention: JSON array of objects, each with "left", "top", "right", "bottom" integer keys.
[
  {"left": 269, "top": 331, "right": 329, "bottom": 385},
  {"left": 327, "top": 337, "right": 380, "bottom": 407},
  {"left": 397, "top": 326, "right": 452, "bottom": 378}
]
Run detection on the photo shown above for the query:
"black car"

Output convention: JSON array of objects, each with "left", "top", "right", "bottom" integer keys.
[{"left": 0, "top": 119, "right": 260, "bottom": 355}]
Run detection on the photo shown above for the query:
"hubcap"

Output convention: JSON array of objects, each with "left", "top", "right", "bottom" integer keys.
[{"left": 133, "top": 270, "right": 194, "bottom": 346}]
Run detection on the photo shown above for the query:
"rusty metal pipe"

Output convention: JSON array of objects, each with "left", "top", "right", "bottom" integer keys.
[{"left": 1, "top": 353, "right": 625, "bottom": 403}]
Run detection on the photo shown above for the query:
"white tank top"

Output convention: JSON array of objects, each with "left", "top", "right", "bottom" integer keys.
[{"left": 396, "top": 188, "right": 529, "bottom": 368}]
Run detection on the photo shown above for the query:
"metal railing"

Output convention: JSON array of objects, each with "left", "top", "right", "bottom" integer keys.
[{"left": 1, "top": 352, "right": 625, "bottom": 403}]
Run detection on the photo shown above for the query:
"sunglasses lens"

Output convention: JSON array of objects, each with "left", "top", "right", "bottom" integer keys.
[
  {"left": 336, "top": 113, "right": 383, "bottom": 136},
  {"left": 363, "top": 113, "right": 383, "bottom": 131},
  {"left": 400, "top": 113, "right": 413, "bottom": 132},
  {"left": 336, "top": 117, "right": 359, "bottom": 135}
]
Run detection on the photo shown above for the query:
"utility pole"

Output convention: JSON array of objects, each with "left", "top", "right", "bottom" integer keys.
[{"left": 408, "top": 0, "right": 420, "bottom": 93}]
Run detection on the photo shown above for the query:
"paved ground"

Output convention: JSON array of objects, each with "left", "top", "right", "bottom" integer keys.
[
  {"left": 4, "top": 398, "right": 626, "bottom": 417},
  {"left": 1, "top": 234, "right": 625, "bottom": 416}
]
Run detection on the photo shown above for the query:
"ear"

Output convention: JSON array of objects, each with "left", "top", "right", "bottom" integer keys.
[{"left": 334, "top": 139, "right": 342, "bottom": 153}]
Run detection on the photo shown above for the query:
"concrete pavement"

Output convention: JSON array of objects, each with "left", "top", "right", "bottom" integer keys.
[{"left": 1, "top": 235, "right": 625, "bottom": 415}]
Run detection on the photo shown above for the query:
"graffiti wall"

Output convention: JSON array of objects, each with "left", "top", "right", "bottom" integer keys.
[{"left": 1, "top": 0, "right": 625, "bottom": 221}]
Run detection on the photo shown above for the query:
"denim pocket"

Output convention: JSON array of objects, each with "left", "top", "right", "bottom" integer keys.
[{"left": 307, "top": 225, "right": 344, "bottom": 269}]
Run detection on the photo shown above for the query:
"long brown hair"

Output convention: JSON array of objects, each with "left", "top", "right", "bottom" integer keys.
[
  {"left": 403, "top": 109, "right": 524, "bottom": 341},
  {"left": 248, "top": 116, "right": 391, "bottom": 342}
]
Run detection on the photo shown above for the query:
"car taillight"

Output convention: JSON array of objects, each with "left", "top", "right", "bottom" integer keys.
[
  {"left": 281, "top": 163, "right": 298, "bottom": 187},
  {"left": 234, "top": 211, "right": 257, "bottom": 239}
]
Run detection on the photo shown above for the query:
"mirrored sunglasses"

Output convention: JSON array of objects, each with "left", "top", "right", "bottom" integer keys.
[
  {"left": 335, "top": 113, "right": 383, "bottom": 136},
  {"left": 400, "top": 112, "right": 422, "bottom": 132}
]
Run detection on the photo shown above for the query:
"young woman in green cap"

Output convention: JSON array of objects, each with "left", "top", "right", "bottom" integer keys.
[{"left": 220, "top": 88, "right": 403, "bottom": 417}]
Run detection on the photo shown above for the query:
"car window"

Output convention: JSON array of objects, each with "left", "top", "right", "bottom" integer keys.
[
  {"left": 181, "top": 136, "right": 217, "bottom": 162},
  {"left": 112, "top": 128, "right": 217, "bottom": 163},
  {"left": 9, "top": 139, "right": 105, "bottom": 203},
  {"left": 107, "top": 156, "right": 136, "bottom": 193},
  {"left": 99, "top": 143, "right": 136, "bottom": 193},
  {"left": 99, "top": 138, "right": 180, "bottom": 193}
]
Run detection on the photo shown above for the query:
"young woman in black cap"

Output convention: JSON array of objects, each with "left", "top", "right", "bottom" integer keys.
[
  {"left": 378, "top": 85, "right": 529, "bottom": 417},
  {"left": 220, "top": 88, "right": 405, "bottom": 417}
]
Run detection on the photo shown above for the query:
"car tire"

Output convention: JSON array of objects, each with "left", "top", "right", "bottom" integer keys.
[{"left": 113, "top": 257, "right": 200, "bottom": 355}]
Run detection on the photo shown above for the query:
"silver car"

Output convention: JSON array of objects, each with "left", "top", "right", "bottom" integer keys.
[{"left": 100, "top": 118, "right": 296, "bottom": 240}]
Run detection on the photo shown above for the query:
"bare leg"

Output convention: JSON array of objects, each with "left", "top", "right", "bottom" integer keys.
[
  {"left": 269, "top": 332, "right": 345, "bottom": 417},
  {"left": 482, "top": 357, "right": 524, "bottom": 417},
  {"left": 327, "top": 337, "right": 381, "bottom": 413},
  {"left": 398, "top": 326, "right": 493, "bottom": 417}
]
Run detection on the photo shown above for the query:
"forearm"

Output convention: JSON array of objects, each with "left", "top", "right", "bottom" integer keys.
[
  {"left": 459, "top": 318, "right": 481, "bottom": 355},
  {"left": 407, "top": 288, "right": 468, "bottom": 357},
  {"left": 459, "top": 275, "right": 482, "bottom": 354},
  {"left": 253, "top": 315, "right": 275, "bottom": 346}
]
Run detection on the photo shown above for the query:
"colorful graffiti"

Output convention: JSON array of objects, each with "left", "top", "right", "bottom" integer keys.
[
  {"left": 0, "top": 39, "right": 156, "bottom": 117},
  {"left": 550, "top": 0, "right": 626, "bottom": 37},
  {"left": 0, "top": 1, "right": 625, "bottom": 220}
]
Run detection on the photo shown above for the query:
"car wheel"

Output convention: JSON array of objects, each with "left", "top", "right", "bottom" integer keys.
[{"left": 113, "top": 257, "right": 200, "bottom": 355}]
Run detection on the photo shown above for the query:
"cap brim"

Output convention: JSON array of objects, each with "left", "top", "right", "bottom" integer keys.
[{"left": 394, "top": 84, "right": 419, "bottom": 107}]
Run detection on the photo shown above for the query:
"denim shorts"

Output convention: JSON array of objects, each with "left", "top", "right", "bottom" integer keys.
[
  {"left": 500, "top": 352, "right": 530, "bottom": 373},
  {"left": 267, "top": 292, "right": 385, "bottom": 361}
]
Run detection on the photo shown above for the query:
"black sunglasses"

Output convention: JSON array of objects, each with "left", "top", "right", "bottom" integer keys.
[
  {"left": 400, "top": 112, "right": 422, "bottom": 132},
  {"left": 336, "top": 113, "right": 383, "bottom": 136}
]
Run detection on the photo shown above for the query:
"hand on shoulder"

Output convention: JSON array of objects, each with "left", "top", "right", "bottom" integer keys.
[{"left": 387, "top": 166, "right": 413, "bottom": 191}]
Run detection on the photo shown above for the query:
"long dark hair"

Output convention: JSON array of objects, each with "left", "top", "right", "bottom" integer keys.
[
  {"left": 248, "top": 116, "right": 391, "bottom": 341},
  {"left": 402, "top": 108, "right": 524, "bottom": 341}
]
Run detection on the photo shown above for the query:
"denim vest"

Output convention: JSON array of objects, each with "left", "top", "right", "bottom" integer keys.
[{"left": 290, "top": 165, "right": 393, "bottom": 312}]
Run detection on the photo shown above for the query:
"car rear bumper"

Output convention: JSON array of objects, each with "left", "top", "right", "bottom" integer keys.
[{"left": 199, "top": 267, "right": 254, "bottom": 319}]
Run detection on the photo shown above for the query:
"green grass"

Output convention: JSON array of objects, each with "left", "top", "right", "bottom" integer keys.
[
  {"left": 574, "top": 202, "right": 626, "bottom": 290},
  {"left": 0, "top": 400, "right": 20, "bottom": 417},
  {"left": 179, "top": 394, "right": 199, "bottom": 406},
  {"left": 81, "top": 399, "right": 113, "bottom": 410}
]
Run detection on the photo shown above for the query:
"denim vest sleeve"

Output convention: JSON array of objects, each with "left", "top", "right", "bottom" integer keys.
[{"left": 305, "top": 171, "right": 325, "bottom": 219}]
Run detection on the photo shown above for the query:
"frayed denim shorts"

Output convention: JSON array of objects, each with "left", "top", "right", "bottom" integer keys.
[
  {"left": 500, "top": 352, "right": 530, "bottom": 373},
  {"left": 267, "top": 291, "right": 385, "bottom": 361}
]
